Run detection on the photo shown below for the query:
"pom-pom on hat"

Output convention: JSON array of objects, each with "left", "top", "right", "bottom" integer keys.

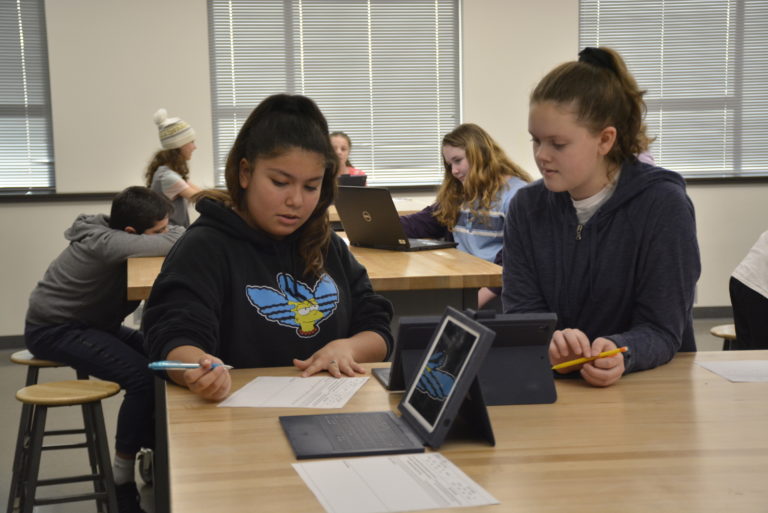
[{"left": 154, "top": 108, "right": 196, "bottom": 149}]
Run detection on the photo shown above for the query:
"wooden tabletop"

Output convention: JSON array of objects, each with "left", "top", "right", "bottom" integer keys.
[
  {"left": 162, "top": 351, "right": 768, "bottom": 513},
  {"left": 127, "top": 243, "right": 501, "bottom": 300}
]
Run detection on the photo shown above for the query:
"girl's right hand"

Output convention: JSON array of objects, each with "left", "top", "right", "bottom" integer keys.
[
  {"left": 181, "top": 354, "right": 232, "bottom": 401},
  {"left": 548, "top": 328, "right": 592, "bottom": 373}
]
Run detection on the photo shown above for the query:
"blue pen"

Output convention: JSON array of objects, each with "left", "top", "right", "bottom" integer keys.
[{"left": 148, "top": 360, "right": 233, "bottom": 371}]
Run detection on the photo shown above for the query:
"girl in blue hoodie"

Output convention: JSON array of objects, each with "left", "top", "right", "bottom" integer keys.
[{"left": 502, "top": 47, "right": 700, "bottom": 387}]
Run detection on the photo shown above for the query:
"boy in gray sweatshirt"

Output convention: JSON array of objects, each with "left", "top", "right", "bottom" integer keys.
[{"left": 25, "top": 186, "right": 183, "bottom": 512}]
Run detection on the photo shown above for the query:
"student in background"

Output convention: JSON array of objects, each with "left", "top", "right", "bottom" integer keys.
[
  {"left": 331, "top": 131, "right": 366, "bottom": 176},
  {"left": 24, "top": 187, "right": 184, "bottom": 512},
  {"left": 399, "top": 123, "right": 532, "bottom": 308},
  {"left": 503, "top": 47, "right": 700, "bottom": 387},
  {"left": 145, "top": 108, "right": 202, "bottom": 227},
  {"left": 729, "top": 230, "right": 768, "bottom": 349},
  {"left": 143, "top": 94, "right": 393, "bottom": 402}
]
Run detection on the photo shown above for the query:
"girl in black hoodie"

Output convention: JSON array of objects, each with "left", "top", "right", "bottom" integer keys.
[{"left": 144, "top": 94, "right": 393, "bottom": 401}]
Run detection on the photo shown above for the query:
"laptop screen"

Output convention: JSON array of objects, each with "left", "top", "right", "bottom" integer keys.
[
  {"left": 400, "top": 313, "right": 485, "bottom": 433},
  {"left": 338, "top": 174, "right": 367, "bottom": 186}
]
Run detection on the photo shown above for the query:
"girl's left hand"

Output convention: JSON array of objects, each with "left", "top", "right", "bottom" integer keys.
[
  {"left": 580, "top": 337, "right": 625, "bottom": 387},
  {"left": 292, "top": 339, "right": 366, "bottom": 378}
]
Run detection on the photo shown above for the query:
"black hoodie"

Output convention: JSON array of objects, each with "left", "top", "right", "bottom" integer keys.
[
  {"left": 502, "top": 160, "right": 700, "bottom": 373},
  {"left": 143, "top": 198, "right": 393, "bottom": 367}
]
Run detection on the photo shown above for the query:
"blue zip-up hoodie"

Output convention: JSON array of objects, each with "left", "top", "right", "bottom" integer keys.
[{"left": 502, "top": 160, "right": 700, "bottom": 373}]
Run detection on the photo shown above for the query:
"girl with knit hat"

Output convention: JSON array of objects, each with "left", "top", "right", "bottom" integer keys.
[{"left": 145, "top": 109, "right": 202, "bottom": 227}]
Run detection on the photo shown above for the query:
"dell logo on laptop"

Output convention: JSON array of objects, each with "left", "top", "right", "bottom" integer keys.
[{"left": 361, "top": 211, "right": 373, "bottom": 223}]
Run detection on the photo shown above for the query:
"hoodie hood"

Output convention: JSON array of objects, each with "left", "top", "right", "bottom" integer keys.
[
  {"left": 598, "top": 160, "right": 687, "bottom": 217},
  {"left": 192, "top": 197, "right": 311, "bottom": 247},
  {"left": 191, "top": 197, "right": 307, "bottom": 280},
  {"left": 64, "top": 214, "right": 111, "bottom": 243}
]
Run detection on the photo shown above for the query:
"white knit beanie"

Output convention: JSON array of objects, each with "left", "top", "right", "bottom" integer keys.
[{"left": 154, "top": 108, "right": 196, "bottom": 150}]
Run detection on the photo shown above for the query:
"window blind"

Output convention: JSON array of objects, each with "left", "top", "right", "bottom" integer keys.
[
  {"left": 208, "top": 0, "right": 460, "bottom": 187},
  {"left": 580, "top": 0, "right": 768, "bottom": 178},
  {"left": 0, "top": 0, "right": 54, "bottom": 193}
]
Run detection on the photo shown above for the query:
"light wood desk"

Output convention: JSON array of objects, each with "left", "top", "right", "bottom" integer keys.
[
  {"left": 127, "top": 245, "right": 501, "bottom": 301},
  {"left": 156, "top": 351, "right": 768, "bottom": 513}
]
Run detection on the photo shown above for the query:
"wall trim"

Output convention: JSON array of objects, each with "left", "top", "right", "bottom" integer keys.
[
  {"left": 0, "top": 192, "right": 117, "bottom": 204},
  {"left": 693, "top": 306, "right": 733, "bottom": 319},
  {"left": 0, "top": 335, "right": 25, "bottom": 350}
]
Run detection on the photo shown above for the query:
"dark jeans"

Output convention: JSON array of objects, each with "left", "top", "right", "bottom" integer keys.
[
  {"left": 729, "top": 277, "right": 768, "bottom": 350},
  {"left": 25, "top": 322, "right": 154, "bottom": 455}
]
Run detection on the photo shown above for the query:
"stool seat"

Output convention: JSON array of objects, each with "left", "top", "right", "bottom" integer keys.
[
  {"left": 710, "top": 323, "right": 736, "bottom": 340},
  {"left": 710, "top": 323, "right": 737, "bottom": 351},
  {"left": 10, "top": 349, "right": 64, "bottom": 368},
  {"left": 17, "top": 380, "right": 120, "bottom": 406}
]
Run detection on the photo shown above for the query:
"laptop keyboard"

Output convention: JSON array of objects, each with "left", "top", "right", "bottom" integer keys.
[{"left": 320, "top": 412, "right": 414, "bottom": 450}]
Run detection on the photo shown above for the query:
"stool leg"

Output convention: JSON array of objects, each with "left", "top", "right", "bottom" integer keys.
[
  {"left": 82, "top": 404, "right": 106, "bottom": 512},
  {"left": 86, "top": 402, "right": 118, "bottom": 513},
  {"left": 7, "top": 367, "right": 40, "bottom": 513},
  {"left": 24, "top": 367, "right": 40, "bottom": 388},
  {"left": 6, "top": 401, "right": 34, "bottom": 513},
  {"left": 20, "top": 405, "right": 47, "bottom": 513}
]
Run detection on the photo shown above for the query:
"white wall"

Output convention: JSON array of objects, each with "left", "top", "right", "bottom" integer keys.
[
  {"left": 0, "top": 0, "right": 764, "bottom": 336},
  {"left": 46, "top": 0, "right": 214, "bottom": 193},
  {"left": 462, "top": 0, "right": 579, "bottom": 175}
]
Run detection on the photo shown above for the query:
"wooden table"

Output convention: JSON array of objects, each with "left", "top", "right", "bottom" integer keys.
[
  {"left": 127, "top": 245, "right": 501, "bottom": 301},
  {"left": 156, "top": 351, "right": 768, "bottom": 513}
]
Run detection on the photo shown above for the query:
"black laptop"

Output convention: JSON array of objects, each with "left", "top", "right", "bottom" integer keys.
[
  {"left": 335, "top": 186, "right": 457, "bottom": 251},
  {"left": 279, "top": 306, "right": 495, "bottom": 459},
  {"left": 373, "top": 311, "right": 558, "bottom": 405},
  {"left": 338, "top": 174, "right": 367, "bottom": 186}
]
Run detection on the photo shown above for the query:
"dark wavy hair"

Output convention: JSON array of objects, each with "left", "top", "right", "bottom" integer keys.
[
  {"left": 200, "top": 94, "right": 338, "bottom": 278},
  {"left": 530, "top": 46, "right": 652, "bottom": 177},
  {"left": 145, "top": 148, "right": 189, "bottom": 186},
  {"left": 109, "top": 186, "right": 173, "bottom": 233}
]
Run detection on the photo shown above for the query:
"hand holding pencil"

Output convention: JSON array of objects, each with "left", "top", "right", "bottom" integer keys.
[
  {"left": 549, "top": 329, "right": 627, "bottom": 387},
  {"left": 551, "top": 346, "right": 628, "bottom": 370}
]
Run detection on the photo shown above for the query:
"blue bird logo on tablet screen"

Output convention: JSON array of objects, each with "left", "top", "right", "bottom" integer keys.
[{"left": 416, "top": 351, "right": 456, "bottom": 401}]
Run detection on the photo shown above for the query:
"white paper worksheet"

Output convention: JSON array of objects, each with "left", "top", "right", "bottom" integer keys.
[
  {"left": 218, "top": 376, "right": 368, "bottom": 408},
  {"left": 293, "top": 453, "right": 499, "bottom": 513},
  {"left": 696, "top": 360, "right": 768, "bottom": 382}
]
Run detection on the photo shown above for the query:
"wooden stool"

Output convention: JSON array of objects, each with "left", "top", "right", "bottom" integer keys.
[
  {"left": 7, "top": 350, "right": 90, "bottom": 513},
  {"left": 8, "top": 380, "right": 120, "bottom": 513},
  {"left": 710, "top": 323, "right": 737, "bottom": 351}
]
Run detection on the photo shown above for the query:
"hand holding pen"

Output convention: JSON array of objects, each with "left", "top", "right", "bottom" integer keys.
[
  {"left": 149, "top": 361, "right": 234, "bottom": 371},
  {"left": 152, "top": 352, "right": 232, "bottom": 401}
]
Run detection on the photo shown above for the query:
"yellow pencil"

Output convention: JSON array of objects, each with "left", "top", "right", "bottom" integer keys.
[{"left": 551, "top": 346, "right": 628, "bottom": 370}]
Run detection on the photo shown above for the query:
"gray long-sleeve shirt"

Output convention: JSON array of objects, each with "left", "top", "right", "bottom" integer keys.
[{"left": 26, "top": 214, "right": 184, "bottom": 332}]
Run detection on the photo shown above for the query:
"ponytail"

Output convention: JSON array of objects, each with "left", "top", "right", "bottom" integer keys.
[{"left": 532, "top": 46, "right": 653, "bottom": 168}]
